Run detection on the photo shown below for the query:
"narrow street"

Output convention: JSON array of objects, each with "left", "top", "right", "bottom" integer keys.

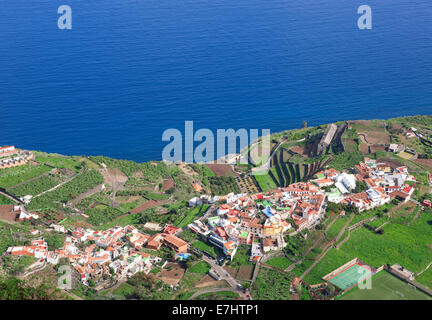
[{"left": 201, "top": 255, "right": 249, "bottom": 299}]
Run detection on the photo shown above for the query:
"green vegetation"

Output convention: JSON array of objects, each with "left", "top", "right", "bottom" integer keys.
[
  {"left": 188, "top": 261, "right": 211, "bottom": 274},
  {"left": 327, "top": 150, "right": 363, "bottom": 171},
  {"left": 208, "top": 176, "right": 240, "bottom": 195},
  {"left": 35, "top": 156, "right": 80, "bottom": 172},
  {"left": 326, "top": 216, "right": 349, "bottom": 239},
  {"left": 175, "top": 290, "right": 197, "bottom": 300},
  {"left": 0, "top": 222, "right": 31, "bottom": 254},
  {"left": 90, "top": 156, "right": 171, "bottom": 181},
  {"left": 0, "top": 276, "right": 64, "bottom": 300},
  {"left": 191, "top": 240, "right": 222, "bottom": 258},
  {"left": 174, "top": 205, "right": 209, "bottom": 228},
  {"left": 27, "top": 169, "right": 104, "bottom": 210},
  {"left": 416, "top": 267, "right": 432, "bottom": 290},
  {"left": 0, "top": 193, "right": 13, "bottom": 205},
  {"left": 44, "top": 234, "right": 66, "bottom": 251},
  {"left": 0, "top": 164, "right": 52, "bottom": 189},
  {"left": 227, "top": 245, "right": 253, "bottom": 270},
  {"left": 2, "top": 255, "right": 36, "bottom": 275},
  {"left": 178, "top": 229, "right": 199, "bottom": 243},
  {"left": 191, "top": 164, "right": 215, "bottom": 189},
  {"left": 86, "top": 206, "right": 124, "bottom": 226},
  {"left": 252, "top": 172, "right": 277, "bottom": 192},
  {"left": 112, "top": 272, "right": 175, "bottom": 300},
  {"left": 112, "top": 282, "right": 135, "bottom": 297},
  {"left": 251, "top": 267, "right": 293, "bottom": 300},
  {"left": 8, "top": 176, "right": 58, "bottom": 197},
  {"left": 266, "top": 256, "right": 292, "bottom": 269}
]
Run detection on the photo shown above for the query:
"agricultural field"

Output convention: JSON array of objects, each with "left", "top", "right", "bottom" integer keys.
[
  {"left": 34, "top": 156, "right": 81, "bottom": 172},
  {"left": 250, "top": 267, "right": 293, "bottom": 300},
  {"left": 0, "top": 193, "right": 14, "bottom": 205},
  {"left": 235, "top": 175, "right": 259, "bottom": 194},
  {"left": 208, "top": 176, "right": 240, "bottom": 195},
  {"left": 7, "top": 176, "right": 58, "bottom": 197},
  {"left": 90, "top": 156, "right": 172, "bottom": 182},
  {"left": 227, "top": 245, "right": 254, "bottom": 271},
  {"left": 191, "top": 240, "right": 222, "bottom": 258},
  {"left": 266, "top": 256, "right": 292, "bottom": 270},
  {"left": 327, "top": 150, "right": 363, "bottom": 172},
  {"left": 252, "top": 172, "right": 277, "bottom": 192},
  {"left": 174, "top": 205, "right": 209, "bottom": 228},
  {"left": 0, "top": 164, "right": 53, "bottom": 189},
  {"left": 350, "top": 121, "right": 390, "bottom": 145},
  {"left": 326, "top": 216, "right": 349, "bottom": 239},
  {"left": 188, "top": 261, "right": 211, "bottom": 274},
  {"left": 27, "top": 169, "right": 104, "bottom": 211},
  {"left": 205, "top": 164, "right": 233, "bottom": 177},
  {"left": 85, "top": 205, "right": 124, "bottom": 226},
  {"left": 0, "top": 221, "right": 32, "bottom": 255}
]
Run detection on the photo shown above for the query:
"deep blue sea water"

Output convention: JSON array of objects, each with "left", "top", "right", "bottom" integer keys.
[{"left": 1, "top": 0, "right": 431, "bottom": 162}]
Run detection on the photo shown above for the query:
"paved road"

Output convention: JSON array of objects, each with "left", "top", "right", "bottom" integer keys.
[{"left": 202, "top": 255, "right": 249, "bottom": 299}]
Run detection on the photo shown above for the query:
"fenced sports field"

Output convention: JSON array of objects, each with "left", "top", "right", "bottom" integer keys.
[
  {"left": 339, "top": 271, "right": 432, "bottom": 300},
  {"left": 326, "top": 262, "right": 374, "bottom": 291}
]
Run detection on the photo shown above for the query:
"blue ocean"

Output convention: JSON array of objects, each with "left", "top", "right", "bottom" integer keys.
[{"left": 1, "top": 0, "right": 431, "bottom": 162}]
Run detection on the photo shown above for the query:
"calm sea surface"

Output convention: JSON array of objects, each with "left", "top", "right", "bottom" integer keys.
[{"left": 1, "top": 0, "right": 431, "bottom": 161}]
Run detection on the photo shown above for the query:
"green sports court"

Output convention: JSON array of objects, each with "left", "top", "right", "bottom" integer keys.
[
  {"left": 327, "top": 262, "right": 374, "bottom": 291},
  {"left": 339, "top": 271, "right": 432, "bottom": 300}
]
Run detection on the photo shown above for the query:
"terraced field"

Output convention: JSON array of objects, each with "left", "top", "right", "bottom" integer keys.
[{"left": 264, "top": 149, "right": 333, "bottom": 188}]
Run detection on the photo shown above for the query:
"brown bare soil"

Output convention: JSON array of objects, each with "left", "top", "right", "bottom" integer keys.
[
  {"left": 369, "top": 145, "right": 387, "bottom": 153},
  {"left": 414, "top": 159, "right": 432, "bottom": 170},
  {"left": 225, "top": 266, "right": 238, "bottom": 278},
  {"left": 236, "top": 265, "right": 253, "bottom": 281},
  {"left": 100, "top": 168, "right": 128, "bottom": 189},
  {"left": 352, "top": 121, "right": 390, "bottom": 145},
  {"left": 205, "top": 164, "right": 234, "bottom": 177},
  {"left": 377, "top": 158, "right": 403, "bottom": 169},
  {"left": 129, "top": 199, "right": 168, "bottom": 214},
  {"left": 289, "top": 145, "right": 309, "bottom": 157},
  {"left": 359, "top": 144, "right": 370, "bottom": 154},
  {"left": 0, "top": 205, "right": 18, "bottom": 222},
  {"left": 195, "top": 274, "right": 221, "bottom": 288},
  {"left": 162, "top": 178, "right": 175, "bottom": 191},
  {"left": 158, "top": 263, "right": 186, "bottom": 286}
]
